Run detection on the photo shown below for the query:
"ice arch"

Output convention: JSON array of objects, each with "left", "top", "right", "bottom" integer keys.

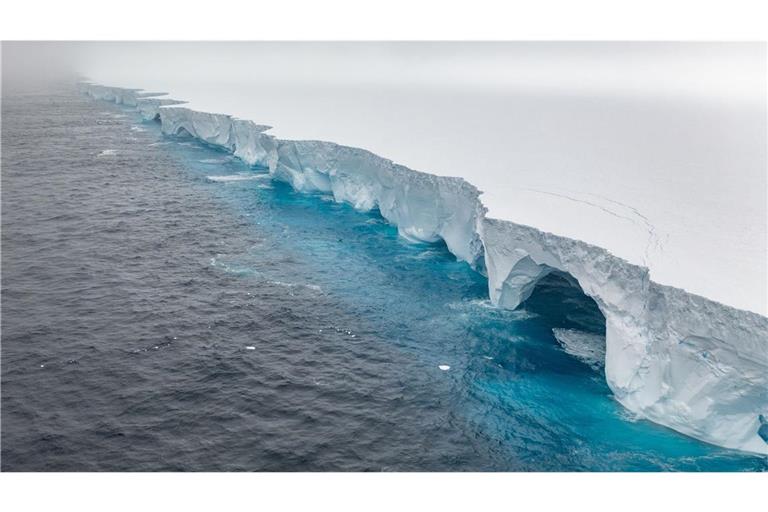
[
  {"left": 522, "top": 271, "right": 607, "bottom": 372},
  {"left": 482, "top": 218, "right": 768, "bottom": 454},
  {"left": 173, "top": 126, "right": 193, "bottom": 138},
  {"left": 520, "top": 270, "right": 605, "bottom": 329}
]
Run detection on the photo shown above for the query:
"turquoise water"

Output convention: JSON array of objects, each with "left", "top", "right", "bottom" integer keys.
[{"left": 2, "top": 88, "right": 764, "bottom": 470}]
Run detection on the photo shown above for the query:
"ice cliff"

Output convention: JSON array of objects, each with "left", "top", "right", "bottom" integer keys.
[{"left": 80, "top": 83, "right": 768, "bottom": 455}]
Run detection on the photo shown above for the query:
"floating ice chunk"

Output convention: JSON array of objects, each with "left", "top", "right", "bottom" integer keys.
[
  {"left": 199, "top": 158, "right": 227, "bottom": 164},
  {"left": 245, "top": 346, "right": 256, "bottom": 350},
  {"left": 206, "top": 174, "right": 265, "bottom": 183},
  {"left": 438, "top": 365, "right": 450, "bottom": 371},
  {"left": 552, "top": 328, "right": 606, "bottom": 371},
  {"left": 97, "top": 149, "right": 117, "bottom": 156}
]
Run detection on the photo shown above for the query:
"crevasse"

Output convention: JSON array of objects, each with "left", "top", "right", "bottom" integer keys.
[{"left": 81, "top": 83, "right": 768, "bottom": 455}]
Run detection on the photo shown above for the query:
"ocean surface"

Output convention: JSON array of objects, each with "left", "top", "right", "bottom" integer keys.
[{"left": 1, "top": 84, "right": 765, "bottom": 471}]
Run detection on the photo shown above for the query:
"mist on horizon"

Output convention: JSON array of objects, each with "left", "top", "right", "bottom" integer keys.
[{"left": 3, "top": 41, "right": 765, "bottom": 109}]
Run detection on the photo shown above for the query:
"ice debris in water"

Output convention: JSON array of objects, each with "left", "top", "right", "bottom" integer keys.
[
  {"left": 206, "top": 174, "right": 268, "bottom": 183},
  {"left": 552, "top": 328, "right": 606, "bottom": 371},
  {"left": 245, "top": 346, "right": 256, "bottom": 350},
  {"left": 97, "top": 149, "right": 117, "bottom": 156},
  {"left": 438, "top": 365, "right": 451, "bottom": 371},
  {"left": 199, "top": 157, "right": 232, "bottom": 164}
]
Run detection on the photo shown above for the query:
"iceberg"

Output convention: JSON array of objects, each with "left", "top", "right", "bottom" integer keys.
[{"left": 80, "top": 82, "right": 768, "bottom": 456}]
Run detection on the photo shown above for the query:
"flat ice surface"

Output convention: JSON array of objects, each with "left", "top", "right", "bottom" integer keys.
[{"left": 78, "top": 42, "right": 767, "bottom": 314}]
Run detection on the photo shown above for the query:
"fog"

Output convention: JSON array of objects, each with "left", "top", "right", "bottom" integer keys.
[
  {"left": 4, "top": 42, "right": 765, "bottom": 107},
  {"left": 2, "top": 42, "right": 81, "bottom": 91}
]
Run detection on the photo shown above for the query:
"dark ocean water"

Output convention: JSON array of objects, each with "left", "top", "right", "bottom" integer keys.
[{"left": 2, "top": 84, "right": 765, "bottom": 471}]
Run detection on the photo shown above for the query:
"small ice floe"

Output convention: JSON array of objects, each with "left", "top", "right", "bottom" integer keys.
[
  {"left": 438, "top": 364, "right": 451, "bottom": 371},
  {"left": 245, "top": 346, "right": 256, "bottom": 350},
  {"left": 206, "top": 173, "right": 267, "bottom": 183},
  {"left": 97, "top": 149, "right": 117, "bottom": 157},
  {"left": 148, "top": 141, "right": 171, "bottom": 147},
  {"left": 130, "top": 126, "right": 146, "bottom": 132},
  {"left": 198, "top": 157, "right": 231, "bottom": 164},
  {"left": 552, "top": 328, "right": 606, "bottom": 371}
]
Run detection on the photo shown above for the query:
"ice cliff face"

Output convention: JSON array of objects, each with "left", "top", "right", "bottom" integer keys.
[
  {"left": 157, "top": 107, "right": 279, "bottom": 172},
  {"left": 80, "top": 82, "right": 768, "bottom": 455},
  {"left": 273, "top": 140, "right": 485, "bottom": 266}
]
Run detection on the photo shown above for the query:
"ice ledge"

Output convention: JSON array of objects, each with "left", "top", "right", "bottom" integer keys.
[{"left": 80, "top": 82, "right": 768, "bottom": 455}]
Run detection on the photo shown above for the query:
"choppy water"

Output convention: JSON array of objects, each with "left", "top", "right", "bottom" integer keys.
[{"left": 2, "top": 85, "right": 765, "bottom": 471}]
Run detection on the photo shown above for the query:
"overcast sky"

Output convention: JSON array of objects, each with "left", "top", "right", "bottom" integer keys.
[{"left": 3, "top": 42, "right": 765, "bottom": 107}]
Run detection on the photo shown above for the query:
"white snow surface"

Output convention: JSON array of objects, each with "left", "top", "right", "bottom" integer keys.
[{"left": 78, "top": 43, "right": 767, "bottom": 455}]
